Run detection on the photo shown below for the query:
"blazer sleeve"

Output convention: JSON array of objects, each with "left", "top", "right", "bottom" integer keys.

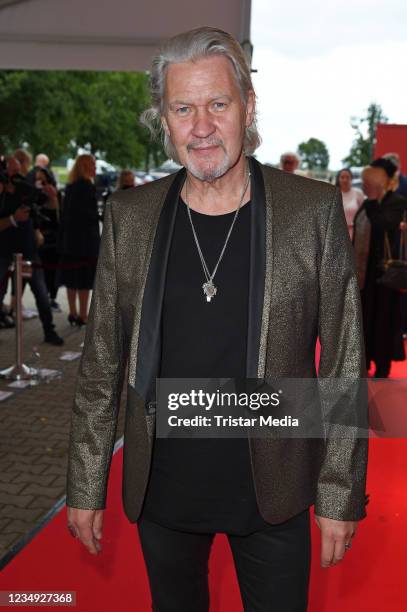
[
  {"left": 315, "top": 187, "right": 369, "bottom": 521},
  {"left": 66, "top": 199, "right": 125, "bottom": 509}
]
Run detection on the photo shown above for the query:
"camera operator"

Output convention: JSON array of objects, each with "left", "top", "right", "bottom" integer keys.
[
  {"left": 0, "top": 178, "right": 30, "bottom": 328},
  {"left": 14, "top": 149, "right": 33, "bottom": 179},
  {"left": 0, "top": 156, "right": 64, "bottom": 345},
  {"left": 35, "top": 167, "right": 62, "bottom": 311}
]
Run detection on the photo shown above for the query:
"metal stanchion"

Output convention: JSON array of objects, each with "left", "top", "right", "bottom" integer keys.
[{"left": 0, "top": 253, "right": 38, "bottom": 381}]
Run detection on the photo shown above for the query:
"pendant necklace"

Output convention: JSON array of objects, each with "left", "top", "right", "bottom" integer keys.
[{"left": 184, "top": 165, "right": 251, "bottom": 303}]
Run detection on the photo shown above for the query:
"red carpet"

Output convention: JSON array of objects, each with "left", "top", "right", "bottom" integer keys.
[
  {"left": 0, "top": 438, "right": 406, "bottom": 611},
  {"left": 1, "top": 350, "right": 406, "bottom": 611}
]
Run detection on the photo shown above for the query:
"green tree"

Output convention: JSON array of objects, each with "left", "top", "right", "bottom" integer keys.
[
  {"left": 342, "top": 102, "right": 388, "bottom": 167},
  {"left": 0, "top": 71, "right": 80, "bottom": 158},
  {"left": 0, "top": 70, "right": 165, "bottom": 170},
  {"left": 297, "top": 137, "right": 329, "bottom": 170},
  {"left": 70, "top": 71, "right": 165, "bottom": 169}
]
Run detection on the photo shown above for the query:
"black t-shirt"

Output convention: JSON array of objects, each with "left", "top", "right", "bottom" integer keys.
[{"left": 140, "top": 196, "right": 268, "bottom": 534}]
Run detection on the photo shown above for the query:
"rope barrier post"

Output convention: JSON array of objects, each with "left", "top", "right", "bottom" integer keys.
[{"left": 0, "top": 253, "right": 39, "bottom": 381}]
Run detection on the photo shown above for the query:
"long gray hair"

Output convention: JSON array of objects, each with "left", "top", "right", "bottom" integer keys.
[{"left": 140, "top": 26, "right": 261, "bottom": 163}]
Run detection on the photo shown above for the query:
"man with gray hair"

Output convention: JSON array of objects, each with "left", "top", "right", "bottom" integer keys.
[
  {"left": 66, "top": 26, "right": 368, "bottom": 611},
  {"left": 280, "top": 151, "right": 300, "bottom": 173},
  {"left": 26, "top": 153, "right": 56, "bottom": 185}
]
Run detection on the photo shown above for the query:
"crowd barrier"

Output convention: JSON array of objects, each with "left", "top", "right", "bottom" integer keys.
[
  {"left": 0, "top": 253, "right": 37, "bottom": 380},
  {"left": 0, "top": 253, "right": 94, "bottom": 381}
]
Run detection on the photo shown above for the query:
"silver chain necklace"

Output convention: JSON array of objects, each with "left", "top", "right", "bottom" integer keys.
[{"left": 184, "top": 167, "right": 251, "bottom": 302}]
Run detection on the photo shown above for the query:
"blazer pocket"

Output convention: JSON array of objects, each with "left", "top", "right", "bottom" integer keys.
[{"left": 126, "top": 383, "right": 156, "bottom": 441}]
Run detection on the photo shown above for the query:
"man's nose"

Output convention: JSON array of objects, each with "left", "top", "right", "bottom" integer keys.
[{"left": 192, "top": 107, "right": 215, "bottom": 138}]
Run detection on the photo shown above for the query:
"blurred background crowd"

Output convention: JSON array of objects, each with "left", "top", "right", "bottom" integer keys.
[{"left": 0, "top": 147, "right": 406, "bottom": 377}]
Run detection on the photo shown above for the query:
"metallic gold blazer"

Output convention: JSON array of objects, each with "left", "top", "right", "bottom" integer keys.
[{"left": 66, "top": 157, "right": 368, "bottom": 524}]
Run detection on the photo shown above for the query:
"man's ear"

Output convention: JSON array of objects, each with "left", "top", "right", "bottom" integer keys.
[
  {"left": 245, "top": 90, "right": 255, "bottom": 128},
  {"left": 161, "top": 116, "right": 170, "bottom": 136}
]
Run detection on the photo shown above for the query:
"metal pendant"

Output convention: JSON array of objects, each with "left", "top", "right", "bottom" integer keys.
[{"left": 202, "top": 280, "right": 217, "bottom": 302}]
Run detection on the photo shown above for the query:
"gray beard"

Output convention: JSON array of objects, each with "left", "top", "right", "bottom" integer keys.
[{"left": 185, "top": 152, "right": 231, "bottom": 182}]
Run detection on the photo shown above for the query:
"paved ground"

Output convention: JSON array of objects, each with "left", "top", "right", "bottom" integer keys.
[{"left": 0, "top": 287, "right": 126, "bottom": 563}]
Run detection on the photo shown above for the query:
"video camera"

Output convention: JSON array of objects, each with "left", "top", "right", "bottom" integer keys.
[{"left": 0, "top": 173, "right": 49, "bottom": 222}]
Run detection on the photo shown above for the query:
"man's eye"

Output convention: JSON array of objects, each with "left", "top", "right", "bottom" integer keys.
[
  {"left": 213, "top": 102, "right": 227, "bottom": 110},
  {"left": 176, "top": 106, "right": 190, "bottom": 115}
]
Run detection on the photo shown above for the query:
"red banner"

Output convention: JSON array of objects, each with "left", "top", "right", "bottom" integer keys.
[{"left": 374, "top": 123, "right": 407, "bottom": 169}]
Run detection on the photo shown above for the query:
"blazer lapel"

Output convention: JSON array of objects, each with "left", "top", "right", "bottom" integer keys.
[
  {"left": 246, "top": 157, "right": 273, "bottom": 379},
  {"left": 132, "top": 168, "right": 186, "bottom": 403}
]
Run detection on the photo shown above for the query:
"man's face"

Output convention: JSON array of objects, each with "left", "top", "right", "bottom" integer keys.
[
  {"left": 162, "top": 55, "right": 254, "bottom": 181},
  {"left": 122, "top": 173, "right": 135, "bottom": 188},
  {"left": 36, "top": 154, "right": 49, "bottom": 169},
  {"left": 7, "top": 158, "right": 21, "bottom": 178},
  {"left": 339, "top": 171, "right": 352, "bottom": 192},
  {"left": 35, "top": 170, "right": 45, "bottom": 185},
  {"left": 362, "top": 170, "right": 387, "bottom": 199},
  {"left": 281, "top": 156, "right": 299, "bottom": 173}
]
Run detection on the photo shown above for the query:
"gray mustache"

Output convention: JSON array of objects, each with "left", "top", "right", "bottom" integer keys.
[{"left": 187, "top": 139, "right": 225, "bottom": 151}]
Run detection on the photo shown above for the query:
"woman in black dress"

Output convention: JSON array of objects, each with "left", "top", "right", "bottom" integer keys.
[
  {"left": 353, "top": 158, "right": 407, "bottom": 377},
  {"left": 58, "top": 154, "right": 100, "bottom": 326}
]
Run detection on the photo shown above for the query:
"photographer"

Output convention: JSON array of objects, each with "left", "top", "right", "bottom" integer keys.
[
  {"left": 35, "top": 167, "right": 62, "bottom": 311},
  {"left": 0, "top": 181, "right": 29, "bottom": 328},
  {"left": 14, "top": 148, "right": 33, "bottom": 179},
  {"left": 0, "top": 201, "right": 30, "bottom": 230},
  {"left": 0, "top": 156, "right": 64, "bottom": 345}
]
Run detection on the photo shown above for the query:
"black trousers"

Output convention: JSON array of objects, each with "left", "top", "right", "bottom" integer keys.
[
  {"left": 0, "top": 255, "right": 54, "bottom": 334},
  {"left": 137, "top": 508, "right": 311, "bottom": 612},
  {"left": 38, "top": 247, "right": 59, "bottom": 300}
]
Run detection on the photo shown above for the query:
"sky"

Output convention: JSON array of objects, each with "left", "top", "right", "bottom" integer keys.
[{"left": 250, "top": 0, "right": 407, "bottom": 169}]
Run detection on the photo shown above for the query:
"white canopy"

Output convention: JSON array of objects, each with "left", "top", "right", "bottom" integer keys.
[{"left": 0, "top": 0, "right": 252, "bottom": 71}]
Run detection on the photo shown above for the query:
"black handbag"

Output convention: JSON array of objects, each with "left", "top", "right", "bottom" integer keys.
[{"left": 378, "top": 212, "right": 407, "bottom": 292}]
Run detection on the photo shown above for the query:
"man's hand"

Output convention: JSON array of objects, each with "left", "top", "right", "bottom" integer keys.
[
  {"left": 14, "top": 206, "right": 30, "bottom": 222},
  {"left": 314, "top": 515, "right": 357, "bottom": 568},
  {"left": 35, "top": 229, "right": 45, "bottom": 247},
  {"left": 42, "top": 184, "right": 58, "bottom": 207},
  {"left": 66, "top": 506, "right": 104, "bottom": 555}
]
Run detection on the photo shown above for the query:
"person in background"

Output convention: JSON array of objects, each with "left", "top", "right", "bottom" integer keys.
[
  {"left": 383, "top": 153, "right": 407, "bottom": 339},
  {"left": 383, "top": 152, "right": 407, "bottom": 199},
  {"left": 0, "top": 179, "right": 30, "bottom": 329},
  {"left": 116, "top": 169, "right": 136, "bottom": 190},
  {"left": 14, "top": 149, "right": 32, "bottom": 177},
  {"left": 336, "top": 168, "right": 365, "bottom": 240},
  {"left": 26, "top": 153, "right": 57, "bottom": 186},
  {"left": 280, "top": 151, "right": 300, "bottom": 174},
  {"left": 0, "top": 181, "right": 30, "bottom": 232},
  {"left": 0, "top": 157, "right": 64, "bottom": 345},
  {"left": 353, "top": 158, "right": 407, "bottom": 377},
  {"left": 14, "top": 149, "right": 61, "bottom": 311},
  {"left": 57, "top": 154, "right": 100, "bottom": 327},
  {"left": 36, "top": 154, "right": 50, "bottom": 168},
  {"left": 36, "top": 167, "right": 62, "bottom": 312}
]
